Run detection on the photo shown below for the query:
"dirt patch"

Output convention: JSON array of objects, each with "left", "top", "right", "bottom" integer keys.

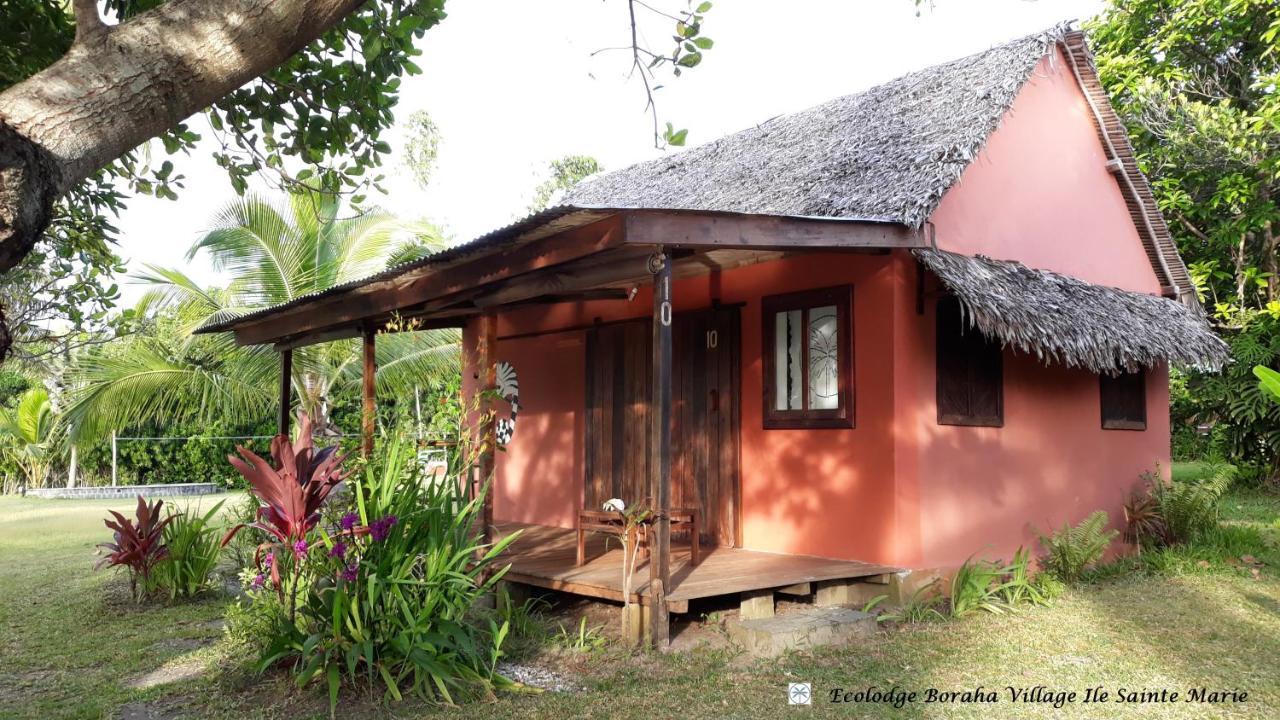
[{"left": 115, "top": 697, "right": 192, "bottom": 720}]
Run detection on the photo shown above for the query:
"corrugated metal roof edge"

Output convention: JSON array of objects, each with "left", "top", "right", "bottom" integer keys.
[{"left": 194, "top": 205, "right": 903, "bottom": 334}]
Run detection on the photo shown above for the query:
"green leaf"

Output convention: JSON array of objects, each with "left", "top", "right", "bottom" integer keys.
[
  {"left": 1254, "top": 365, "right": 1280, "bottom": 402},
  {"left": 693, "top": 36, "right": 714, "bottom": 49},
  {"left": 696, "top": 1, "right": 713, "bottom": 12},
  {"left": 676, "top": 52, "right": 703, "bottom": 68}
]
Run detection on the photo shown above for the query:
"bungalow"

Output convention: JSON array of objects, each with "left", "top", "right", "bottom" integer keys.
[{"left": 198, "top": 26, "right": 1228, "bottom": 645}]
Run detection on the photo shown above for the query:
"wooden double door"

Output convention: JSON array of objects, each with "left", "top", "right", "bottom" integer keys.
[{"left": 583, "top": 306, "right": 741, "bottom": 547}]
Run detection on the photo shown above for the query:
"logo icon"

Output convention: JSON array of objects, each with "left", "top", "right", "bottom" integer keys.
[{"left": 788, "top": 682, "right": 812, "bottom": 705}]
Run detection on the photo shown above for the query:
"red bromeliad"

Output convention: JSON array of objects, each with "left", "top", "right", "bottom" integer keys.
[
  {"left": 96, "top": 495, "right": 175, "bottom": 601},
  {"left": 221, "top": 413, "right": 350, "bottom": 599}
]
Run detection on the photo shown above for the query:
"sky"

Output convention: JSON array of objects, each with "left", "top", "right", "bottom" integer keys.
[{"left": 112, "top": 0, "right": 1106, "bottom": 305}]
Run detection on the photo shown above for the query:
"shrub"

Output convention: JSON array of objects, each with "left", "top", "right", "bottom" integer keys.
[
  {"left": 154, "top": 500, "right": 225, "bottom": 600},
  {"left": 95, "top": 496, "right": 175, "bottom": 602},
  {"left": 1038, "top": 511, "right": 1117, "bottom": 584},
  {"left": 995, "top": 547, "right": 1054, "bottom": 608},
  {"left": 949, "top": 556, "right": 1008, "bottom": 618},
  {"left": 236, "top": 432, "right": 518, "bottom": 712},
  {"left": 224, "top": 571, "right": 288, "bottom": 658},
  {"left": 1153, "top": 466, "right": 1233, "bottom": 544}
]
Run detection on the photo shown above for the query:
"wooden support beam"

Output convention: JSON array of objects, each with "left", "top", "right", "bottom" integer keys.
[
  {"left": 624, "top": 210, "right": 925, "bottom": 250},
  {"left": 230, "top": 215, "right": 625, "bottom": 346},
  {"left": 277, "top": 348, "right": 292, "bottom": 437},
  {"left": 777, "top": 582, "right": 811, "bottom": 596},
  {"left": 475, "top": 314, "right": 498, "bottom": 547},
  {"left": 361, "top": 329, "right": 376, "bottom": 458},
  {"left": 649, "top": 250, "right": 673, "bottom": 649}
]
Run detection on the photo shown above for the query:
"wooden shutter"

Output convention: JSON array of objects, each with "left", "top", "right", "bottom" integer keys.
[
  {"left": 936, "top": 296, "right": 1003, "bottom": 427},
  {"left": 584, "top": 320, "right": 651, "bottom": 508},
  {"left": 1100, "top": 369, "right": 1146, "bottom": 430}
]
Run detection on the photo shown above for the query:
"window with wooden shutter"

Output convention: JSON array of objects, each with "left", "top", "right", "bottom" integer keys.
[
  {"left": 936, "top": 296, "right": 1003, "bottom": 427},
  {"left": 761, "top": 285, "right": 853, "bottom": 429},
  {"left": 1100, "top": 369, "right": 1146, "bottom": 430}
]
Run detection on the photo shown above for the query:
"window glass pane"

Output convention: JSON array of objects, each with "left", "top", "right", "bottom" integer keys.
[
  {"left": 774, "top": 310, "right": 803, "bottom": 410},
  {"left": 808, "top": 305, "right": 840, "bottom": 409}
]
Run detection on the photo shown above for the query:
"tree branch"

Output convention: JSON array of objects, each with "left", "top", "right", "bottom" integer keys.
[{"left": 73, "top": 0, "right": 107, "bottom": 42}]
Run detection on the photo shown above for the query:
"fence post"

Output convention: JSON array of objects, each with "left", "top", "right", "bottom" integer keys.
[{"left": 111, "top": 430, "right": 118, "bottom": 487}]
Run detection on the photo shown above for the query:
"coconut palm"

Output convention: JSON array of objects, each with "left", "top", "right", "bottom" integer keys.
[
  {"left": 0, "top": 387, "right": 56, "bottom": 492},
  {"left": 63, "top": 187, "right": 458, "bottom": 443}
]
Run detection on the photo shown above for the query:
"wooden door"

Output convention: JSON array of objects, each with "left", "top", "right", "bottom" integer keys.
[
  {"left": 584, "top": 320, "right": 651, "bottom": 509},
  {"left": 672, "top": 306, "right": 741, "bottom": 547},
  {"left": 583, "top": 308, "right": 741, "bottom": 548}
]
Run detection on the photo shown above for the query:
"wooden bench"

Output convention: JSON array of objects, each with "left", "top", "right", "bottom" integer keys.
[{"left": 576, "top": 508, "right": 700, "bottom": 567}]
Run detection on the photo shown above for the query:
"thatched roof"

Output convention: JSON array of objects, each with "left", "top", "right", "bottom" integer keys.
[
  {"left": 565, "top": 27, "right": 1067, "bottom": 228},
  {"left": 916, "top": 249, "right": 1228, "bottom": 373}
]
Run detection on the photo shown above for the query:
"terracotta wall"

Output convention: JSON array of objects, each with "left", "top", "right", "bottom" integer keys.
[
  {"left": 468, "top": 251, "right": 906, "bottom": 565},
  {"left": 929, "top": 48, "right": 1163, "bottom": 295},
  {"left": 899, "top": 44, "right": 1174, "bottom": 567},
  {"left": 894, "top": 266, "right": 1170, "bottom": 568}
]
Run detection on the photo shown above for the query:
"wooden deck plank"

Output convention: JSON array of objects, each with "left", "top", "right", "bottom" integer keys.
[{"left": 494, "top": 522, "right": 897, "bottom": 605}]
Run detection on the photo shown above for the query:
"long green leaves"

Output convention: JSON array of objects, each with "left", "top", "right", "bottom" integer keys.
[
  {"left": 154, "top": 500, "right": 225, "bottom": 600},
  {"left": 261, "top": 434, "right": 517, "bottom": 713},
  {"left": 64, "top": 186, "right": 458, "bottom": 443}
]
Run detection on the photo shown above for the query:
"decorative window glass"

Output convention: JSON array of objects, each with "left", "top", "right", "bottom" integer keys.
[{"left": 762, "top": 286, "right": 853, "bottom": 429}]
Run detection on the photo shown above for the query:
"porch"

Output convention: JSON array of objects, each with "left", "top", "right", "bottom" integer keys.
[{"left": 494, "top": 521, "right": 899, "bottom": 613}]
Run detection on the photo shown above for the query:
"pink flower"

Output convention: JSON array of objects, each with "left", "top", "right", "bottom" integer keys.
[
  {"left": 250, "top": 573, "right": 265, "bottom": 590},
  {"left": 341, "top": 563, "right": 359, "bottom": 582},
  {"left": 340, "top": 512, "right": 360, "bottom": 531},
  {"left": 329, "top": 541, "right": 347, "bottom": 559},
  {"left": 293, "top": 539, "right": 308, "bottom": 558}
]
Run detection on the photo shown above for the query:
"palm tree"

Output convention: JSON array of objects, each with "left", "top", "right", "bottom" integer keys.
[
  {"left": 63, "top": 188, "right": 459, "bottom": 443},
  {"left": 0, "top": 387, "right": 56, "bottom": 493}
]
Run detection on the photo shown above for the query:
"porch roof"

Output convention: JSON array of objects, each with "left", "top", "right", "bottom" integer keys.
[
  {"left": 915, "top": 249, "right": 1228, "bottom": 374},
  {"left": 195, "top": 208, "right": 923, "bottom": 348}
]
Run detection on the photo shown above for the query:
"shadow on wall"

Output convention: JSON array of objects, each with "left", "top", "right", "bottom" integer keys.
[{"left": 911, "top": 350, "right": 1168, "bottom": 569}]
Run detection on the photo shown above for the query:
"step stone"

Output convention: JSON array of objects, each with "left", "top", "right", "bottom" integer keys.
[{"left": 728, "top": 606, "right": 876, "bottom": 657}]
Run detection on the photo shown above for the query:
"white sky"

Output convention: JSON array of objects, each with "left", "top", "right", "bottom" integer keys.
[{"left": 113, "top": 0, "right": 1105, "bottom": 305}]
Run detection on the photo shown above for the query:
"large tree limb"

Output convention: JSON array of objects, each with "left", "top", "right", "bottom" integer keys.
[{"left": 0, "top": 0, "right": 367, "bottom": 273}]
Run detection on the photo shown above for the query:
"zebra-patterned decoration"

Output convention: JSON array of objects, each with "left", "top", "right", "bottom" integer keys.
[{"left": 494, "top": 361, "right": 520, "bottom": 445}]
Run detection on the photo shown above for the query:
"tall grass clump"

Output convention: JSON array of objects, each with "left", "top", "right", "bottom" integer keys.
[{"left": 154, "top": 500, "right": 225, "bottom": 600}]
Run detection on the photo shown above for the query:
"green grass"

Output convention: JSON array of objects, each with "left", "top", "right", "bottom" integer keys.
[{"left": 2, "top": 488, "right": 1280, "bottom": 719}]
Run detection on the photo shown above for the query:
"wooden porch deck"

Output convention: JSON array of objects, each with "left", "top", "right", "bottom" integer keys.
[{"left": 494, "top": 522, "right": 898, "bottom": 613}]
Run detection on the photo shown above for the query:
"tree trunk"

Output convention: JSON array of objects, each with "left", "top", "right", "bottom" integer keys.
[{"left": 0, "top": 0, "right": 365, "bottom": 274}]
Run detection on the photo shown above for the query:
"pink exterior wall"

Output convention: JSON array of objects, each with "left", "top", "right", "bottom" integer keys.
[
  {"left": 894, "top": 259, "right": 1170, "bottom": 568},
  {"left": 468, "top": 252, "right": 908, "bottom": 566},
  {"left": 929, "top": 48, "right": 1162, "bottom": 295},
  {"left": 900, "top": 45, "right": 1174, "bottom": 567}
]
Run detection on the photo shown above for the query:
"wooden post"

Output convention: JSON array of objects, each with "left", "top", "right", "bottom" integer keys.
[
  {"left": 475, "top": 314, "right": 498, "bottom": 545},
  {"left": 649, "top": 250, "right": 673, "bottom": 648},
  {"left": 277, "top": 348, "right": 293, "bottom": 437},
  {"left": 361, "top": 329, "right": 376, "bottom": 458}
]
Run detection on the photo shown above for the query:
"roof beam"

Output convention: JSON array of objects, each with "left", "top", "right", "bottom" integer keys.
[
  {"left": 234, "top": 215, "right": 626, "bottom": 346},
  {"left": 622, "top": 210, "right": 926, "bottom": 250}
]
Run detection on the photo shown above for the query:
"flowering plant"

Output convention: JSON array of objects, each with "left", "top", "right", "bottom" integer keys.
[{"left": 221, "top": 412, "right": 349, "bottom": 620}]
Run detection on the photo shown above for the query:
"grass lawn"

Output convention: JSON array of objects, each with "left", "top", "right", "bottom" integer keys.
[{"left": 2, "top": 478, "right": 1279, "bottom": 719}]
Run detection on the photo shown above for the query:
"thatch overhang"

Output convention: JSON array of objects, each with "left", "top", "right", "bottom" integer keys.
[{"left": 915, "top": 249, "right": 1228, "bottom": 374}]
